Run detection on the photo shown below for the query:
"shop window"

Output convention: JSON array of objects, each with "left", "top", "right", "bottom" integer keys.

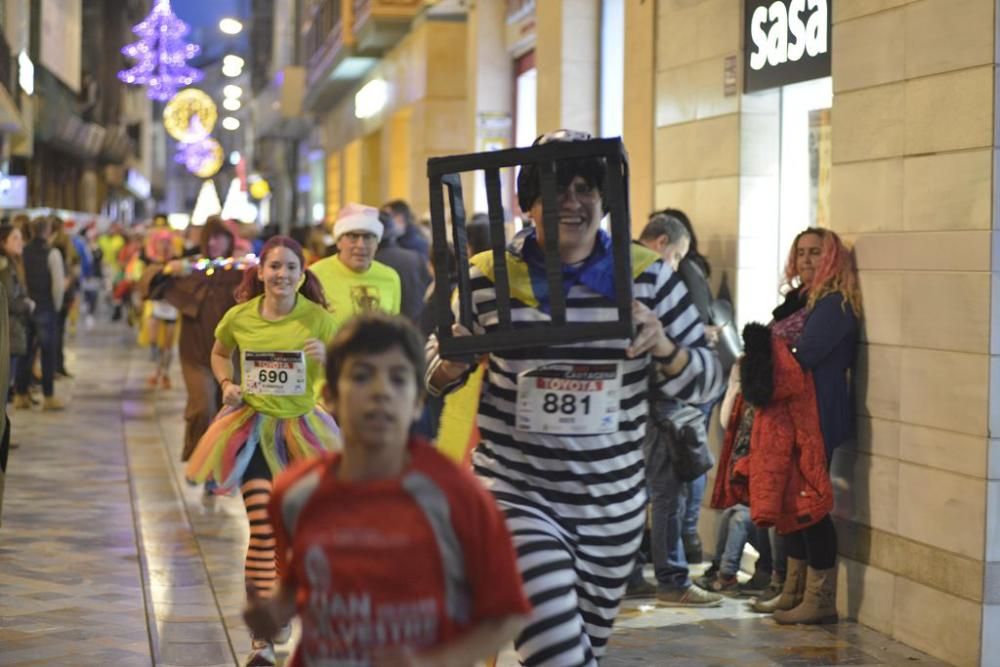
[
  {"left": 512, "top": 50, "right": 536, "bottom": 227},
  {"left": 736, "top": 76, "right": 832, "bottom": 330},
  {"left": 599, "top": 0, "right": 624, "bottom": 139},
  {"left": 514, "top": 59, "right": 536, "bottom": 149}
]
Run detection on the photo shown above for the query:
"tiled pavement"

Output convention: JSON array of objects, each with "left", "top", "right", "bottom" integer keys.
[{"left": 0, "top": 322, "right": 951, "bottom": 666}]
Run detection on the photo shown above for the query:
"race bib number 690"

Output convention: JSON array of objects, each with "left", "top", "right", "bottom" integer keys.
[{"left": 242, "top": 351, "right": 307, "bottom": 396}]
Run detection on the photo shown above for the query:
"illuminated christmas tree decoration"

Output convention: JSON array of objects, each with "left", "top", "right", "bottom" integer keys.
[
  {"left": 191, "top": 180, "right": 222, "bottom": 225},
  {"left": 221, "top": 179, "right": 258, "bottom": 223},
  {"left": 163, "top": 89, "right": 217, "bottom": 142},
  {"left": 118, "top": 0, "right": 203, "bottom": 101}
]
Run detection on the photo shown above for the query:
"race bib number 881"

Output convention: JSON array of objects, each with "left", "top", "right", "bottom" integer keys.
[
  {"left": 242, "top": 351, "right": 307, "bottom": 396},
  {"left": 515, "top": 363, "right": 621, "bottom": 435}
]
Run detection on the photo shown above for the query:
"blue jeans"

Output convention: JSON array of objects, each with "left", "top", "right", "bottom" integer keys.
[
  {"left": 643, "top": 434, "right": 690, "bottom": 590},
  {"left": 17, "top": 310, "right": 56, "bottom": 397},
  {"left": 713, "top": 505, "right": 752, "bottom": 576},
  {"left": 683, "top": 474, "right": 706, "bottom": 537}
]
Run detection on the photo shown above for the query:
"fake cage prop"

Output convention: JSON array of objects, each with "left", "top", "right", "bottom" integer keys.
[{"left": 427, "top": 137, "right": 636, "bottom": 360}]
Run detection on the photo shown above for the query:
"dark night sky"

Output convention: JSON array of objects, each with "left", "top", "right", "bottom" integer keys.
[
  {"left": 168, "top": 0, "right": 252, "bottom": 64},
  {"left": 171, "top": 0, "right": 243, "bottom": 32}
]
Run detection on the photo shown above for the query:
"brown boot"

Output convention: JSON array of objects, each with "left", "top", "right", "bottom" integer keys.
[
  {"left": 774, "top": 565, "right": 838, "bottom": 625},
  {"left": 12, "top": 394, "right": 31, "bottom": 410},
  {"left": 42, "top": 396, "right": 66, "bottom": 411},
  {"left": 751, "top": 557, "right": 806, "bottom": 613}
]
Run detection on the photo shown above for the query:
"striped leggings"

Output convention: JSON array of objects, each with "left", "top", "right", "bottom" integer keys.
[
  {"left": 242, "top": 478, "right": 277, "bottom": 597},
  {"left": 503, "top": 505, "right": 645, "bottom": 666}
]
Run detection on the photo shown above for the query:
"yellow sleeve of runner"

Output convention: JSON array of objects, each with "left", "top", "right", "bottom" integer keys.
[{"left": 436, "top": 362, "right": 486, "bottom": 464}]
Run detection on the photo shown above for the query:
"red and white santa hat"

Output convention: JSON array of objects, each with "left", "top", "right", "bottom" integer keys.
[{"left": 333, "top": 203, "right": 383, "bottom": 243}]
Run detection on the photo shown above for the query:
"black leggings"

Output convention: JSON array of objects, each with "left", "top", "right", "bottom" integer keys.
[
  {"left": 783, "top": 514, "right": 837, "bottom": 570},
  {"left": 242, "top": 446, "right": 273, "bottom": 483}
]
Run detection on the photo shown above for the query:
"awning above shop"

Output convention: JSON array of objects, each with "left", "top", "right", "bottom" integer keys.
[
  {"left": 35, "top": 99, "right": 134, "bottom": 162},
  {"left": 0, "top": 83, "right": 25, "bottom": 134}
]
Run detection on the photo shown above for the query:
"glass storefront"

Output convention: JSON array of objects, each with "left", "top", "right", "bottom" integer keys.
[{"left": 737, "top": 76, "right": 832, "bottom": 329}]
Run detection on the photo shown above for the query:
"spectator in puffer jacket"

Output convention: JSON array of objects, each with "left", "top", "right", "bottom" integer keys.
[{"left": 713, "top": 228, "right": 861, "bottom": 626}]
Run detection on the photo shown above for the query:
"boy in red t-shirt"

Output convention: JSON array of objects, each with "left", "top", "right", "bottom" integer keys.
[{"left": 244, "top": 313, "right": 530, "bottom": 667}]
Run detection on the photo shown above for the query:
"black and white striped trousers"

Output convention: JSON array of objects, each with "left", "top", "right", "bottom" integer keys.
[{"left": 493, "top": 487, "right": 646, "bottom": 666}]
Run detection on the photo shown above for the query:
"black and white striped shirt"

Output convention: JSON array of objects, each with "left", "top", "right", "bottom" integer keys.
[{"left": 427, "top": 253, "right": 724, "bottom": 523}]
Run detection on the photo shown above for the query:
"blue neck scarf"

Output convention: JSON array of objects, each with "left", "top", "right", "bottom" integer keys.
[{"left": 508, "top": 227, "right": 617, "bottom": 315}]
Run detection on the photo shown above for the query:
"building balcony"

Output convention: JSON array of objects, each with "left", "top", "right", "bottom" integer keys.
[
  {"left": 302, "top": 0, "right": 361, "bottom": 112},
  {"left": 352, "top": 0, "right": 422, "bottom": 53},
  {"left": 301, "top": 0, "right": 423, "bottom": 113},
  {"left": 304, "top": 0, "right": 346, "bottom": 83},
  {"left": 34, "top": 66, "right": 130, "bottom": 162}
]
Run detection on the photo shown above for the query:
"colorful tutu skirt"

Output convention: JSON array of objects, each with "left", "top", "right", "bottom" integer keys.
[{"left": 184, "top": 404, "right": 340, "bottom": 494}]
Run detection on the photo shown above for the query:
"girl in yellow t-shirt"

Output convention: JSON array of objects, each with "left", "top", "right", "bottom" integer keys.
[{"left": 185, "top": 236, "right": 340, "bottom": 664}]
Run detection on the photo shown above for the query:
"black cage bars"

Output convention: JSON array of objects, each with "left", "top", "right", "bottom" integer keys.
[{"left": 427, "top": 137, "right": 634, "bottom": 360}]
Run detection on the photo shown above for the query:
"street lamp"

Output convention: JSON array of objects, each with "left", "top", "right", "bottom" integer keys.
[
  {"left": 223, "top": 84, "right": 243, "bottom": 98},
  {"left": 219, "top": 18, "right": 243, "bottom": 35},
  {"left": 222, "top": 97, "right": 241, "bottom": 111},
  {"left": 222, "top": 117, "right": 240, "bottom": 131}
]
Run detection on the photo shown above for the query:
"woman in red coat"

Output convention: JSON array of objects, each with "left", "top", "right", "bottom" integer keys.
[{"left": 714, "top": 228, "right": 861, "bottom": 625}]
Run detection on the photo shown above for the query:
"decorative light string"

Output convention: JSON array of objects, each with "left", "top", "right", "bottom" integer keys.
[{"left": 166, "top": 255, "right": 259, "bottom": 277}]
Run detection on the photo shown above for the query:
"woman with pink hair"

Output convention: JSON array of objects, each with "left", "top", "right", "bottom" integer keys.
[{"left": 739, "top": 228, "right": 861, "bottom": 625}]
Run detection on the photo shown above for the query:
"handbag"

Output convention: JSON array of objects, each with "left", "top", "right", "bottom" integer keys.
[
  {"left": 709, "top": 298, "right": 742, "bottom": 375},
  {"left": 650, "top": 399, "right": 714, "bottom": 483}
]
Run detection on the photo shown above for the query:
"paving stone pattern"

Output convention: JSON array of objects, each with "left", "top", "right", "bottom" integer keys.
[{"left": 0, "top": 323, "right": 953, "bottom": 666}]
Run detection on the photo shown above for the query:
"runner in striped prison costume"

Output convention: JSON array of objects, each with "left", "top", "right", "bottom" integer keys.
[{"left": 427, "top": 130, "right": 724, "bottom": 666}]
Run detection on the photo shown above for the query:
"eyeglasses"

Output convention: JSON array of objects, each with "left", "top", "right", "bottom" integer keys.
[
  {"left": 556, "top": 180, "right": 598, "bottom": 203},
  {"left": 342, "top": 231, "right": 377, "bottom": 243}
]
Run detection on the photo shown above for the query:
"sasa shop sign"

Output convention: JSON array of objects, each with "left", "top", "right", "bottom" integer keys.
[{"left": 744, "top": 0, "right": 831, "bottom": 92}]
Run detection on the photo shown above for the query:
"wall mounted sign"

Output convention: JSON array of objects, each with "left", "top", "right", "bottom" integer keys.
[
  {"left": 744, "top": 0, "right": 830, "bottom": 93},
  {"left": 0, "top": 176, "right": 27, "bottom": 209}
]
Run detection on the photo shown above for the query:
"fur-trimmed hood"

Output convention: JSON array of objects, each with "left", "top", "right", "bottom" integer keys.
[{"left": 740, "top": 323, "right": 809, "bottom": 405}]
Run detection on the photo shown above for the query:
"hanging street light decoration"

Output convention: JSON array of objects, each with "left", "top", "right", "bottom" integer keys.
[
  {"left": 118, "top": 0, "right": 203, "bottom": 102},
  {"left": 162, "top": 88, "right": 217, "bottom": 143},
  {"left": 249, "top": 177, "right": 271, "bottom": 200},
  {"left": 175, "top": 137, "right": 224, "bottom": 178}
]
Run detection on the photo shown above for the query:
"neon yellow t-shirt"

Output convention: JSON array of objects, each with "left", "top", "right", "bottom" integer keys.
[
  {"left": 215, "top": 295, "right": 337, "bottom": 418},
  {"left": 98, "top": 235, "right": 125, "bottom": 273},
  {"left": 310, "top": 255, "right": 401, "bottom": 329}
]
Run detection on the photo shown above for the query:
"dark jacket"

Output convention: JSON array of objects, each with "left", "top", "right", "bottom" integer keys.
[
  {"left": 376, "top": 241, "right": 431, "bottom": 323},
  {"left": 398, "top": 224, "right": 430, "bottom": 260},
  {"left": 792, "top": 292, "right": 859, "bottom": 458},
  {"left": 711, "top": 324, "right": 833, "bottom": 534},
  {"left": 23, "top": 239, "right": 54, "bottom": 313},
  {"left": 678, "top": 257, "right": 712, "bottom": 325},
  {"left": 0, "top": 278, "right": 9, "bottom": 527},
  {"left": 0, "top": 258, "right": 30, "bottom": 355}
]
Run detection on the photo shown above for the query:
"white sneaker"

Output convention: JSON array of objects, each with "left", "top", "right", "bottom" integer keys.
[
  {"left": 245, "top": 639, "right": 276, "bottom": 667},
  {"left": 273, "top": 623, "right": 292, "bottom": 644}
]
